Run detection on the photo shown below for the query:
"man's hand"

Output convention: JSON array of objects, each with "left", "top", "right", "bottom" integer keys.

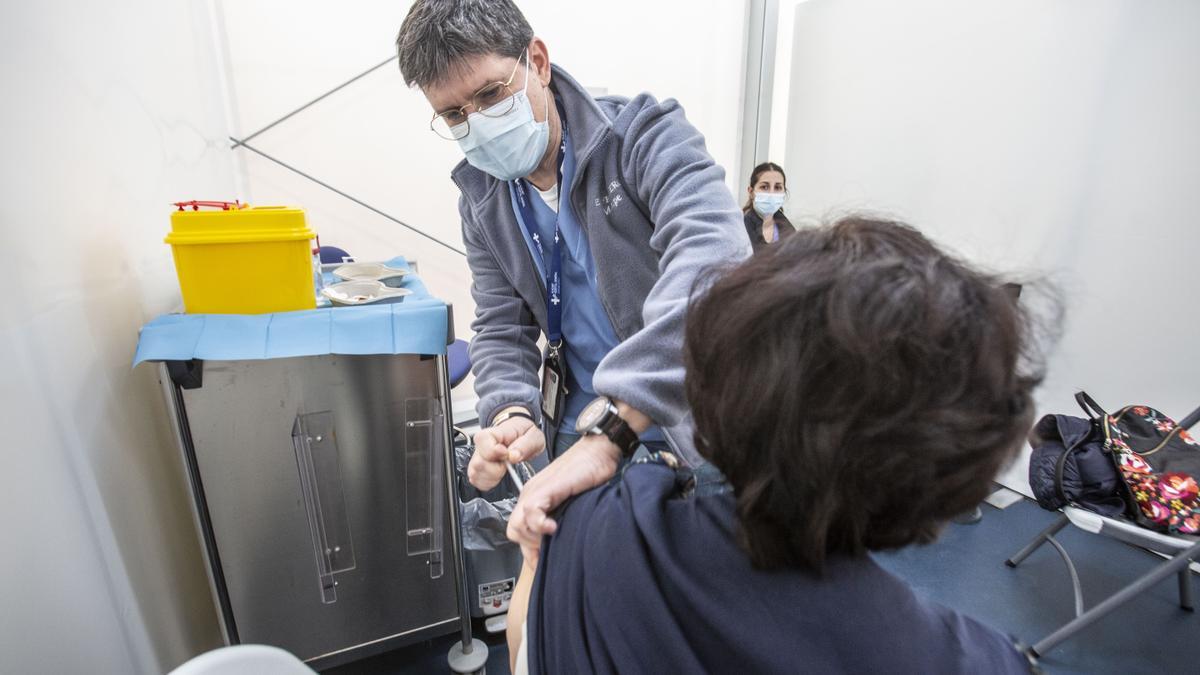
[
  {"left": 468, "top": 413, "right": 545, "bottom": 491},
  {"left": 507, "top": 434, "right": 621, "bottom": 557}
]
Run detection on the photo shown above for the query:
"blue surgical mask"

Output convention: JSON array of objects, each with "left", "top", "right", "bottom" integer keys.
[
  {"left": 753, "top": 191, "right": 786, "bottom": 217},
  {"left": 455, "top": 56, "right": 549, "bottom": 181}
]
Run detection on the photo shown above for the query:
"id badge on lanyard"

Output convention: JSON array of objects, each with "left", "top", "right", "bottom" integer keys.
[
  {"left": 514, "top": 98, "right": 571, "bottom": 427},
  {"left": 540, "top": 341, "right": 567, "bottom": 426}
]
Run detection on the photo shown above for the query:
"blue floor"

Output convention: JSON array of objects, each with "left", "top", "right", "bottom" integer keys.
[
  {"left": 874, "top": 498, "right": 1199, "bottom": 674},
  {"left": 329, "top": 497, "right": 1196, "bottom": 674}
]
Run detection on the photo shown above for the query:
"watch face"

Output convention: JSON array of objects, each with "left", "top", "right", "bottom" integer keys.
[{"left": 576, "top": 397, "right": 610, "bottom": 433}]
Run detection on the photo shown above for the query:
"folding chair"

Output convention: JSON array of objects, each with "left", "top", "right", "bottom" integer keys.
[{"left": 1004, "top": 404, "right": 1200, "bottom": 657}]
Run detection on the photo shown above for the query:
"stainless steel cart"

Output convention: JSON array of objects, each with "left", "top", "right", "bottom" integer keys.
[{"left": 158, "top": 347, "right": 484, "bottom": 670}]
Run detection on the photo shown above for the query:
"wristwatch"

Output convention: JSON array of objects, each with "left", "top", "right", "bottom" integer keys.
[{"left": 576, "top": 396, "right": 639, "bottom": 457}]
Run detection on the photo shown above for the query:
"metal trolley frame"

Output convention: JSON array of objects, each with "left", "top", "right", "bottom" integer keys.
[{"left": 157, "top": 308, "right": 486, "bottom": 672}]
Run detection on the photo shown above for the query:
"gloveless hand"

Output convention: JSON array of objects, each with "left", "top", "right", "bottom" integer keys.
[
  {"left": 468, "top": 416, "right": 545, "bottom": 491},
  {"left": 507, "top": 433, "right": 621, "bottom": 559}
]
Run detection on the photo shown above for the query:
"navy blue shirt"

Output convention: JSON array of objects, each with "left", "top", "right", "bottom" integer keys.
[{"left": 527, "top": 461, "right": 1032, "bottom": 674}]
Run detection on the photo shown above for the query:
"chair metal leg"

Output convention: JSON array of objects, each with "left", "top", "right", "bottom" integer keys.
[
  {"left": 1006, "top": 514, "right": 1070, "bottom": 568},
  {"left": 1044, "top": 535, "right": 1084, "bottom": 617},
  {"left": 1032, "top": 539, "right": 1200, "bottom": 656},
  {"left": 1178, "top": 568, "right": 1194, "bottom": 612}
]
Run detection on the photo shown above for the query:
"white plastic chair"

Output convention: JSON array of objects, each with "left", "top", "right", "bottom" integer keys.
[
  {"left": 1005, "top": 405, "right": 1200, "bottom": 657},
  {"left": 168, "top": 645, "right": 315, "bottom": 675}
]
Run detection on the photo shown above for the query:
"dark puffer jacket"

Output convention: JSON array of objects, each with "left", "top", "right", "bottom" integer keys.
[{"left": 1028, "top": 413, "right": 1126, "bottom": 516}]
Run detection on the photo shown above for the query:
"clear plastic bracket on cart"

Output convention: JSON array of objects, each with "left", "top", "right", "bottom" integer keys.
[
  {"left": 402, "top": 398, "right": 446, "bottom": 579},
  {"left": 292, "top": 410, "right": 357, "bottom": 603}
]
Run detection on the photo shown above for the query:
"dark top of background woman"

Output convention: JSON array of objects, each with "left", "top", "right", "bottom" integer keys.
[
  {"left": 743, "top": 161, "right": 797, "bottom": 252},
  {"left": 744, "top": 208, "right": 796, "bottom": 252}
]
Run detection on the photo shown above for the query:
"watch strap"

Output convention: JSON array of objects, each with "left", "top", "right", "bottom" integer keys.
[{"left": 603, "top": 416, "right": 640, "bottom": 458}]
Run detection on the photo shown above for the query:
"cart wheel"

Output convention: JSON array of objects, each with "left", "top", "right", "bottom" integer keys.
[{"left": 447, "top": 637, "right": 488, "bottom": 674}]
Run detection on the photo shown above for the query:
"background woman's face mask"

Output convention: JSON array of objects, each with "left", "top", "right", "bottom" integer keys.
[
  {"left": 753, "top": 191, "right": 786, "bottom": 217},
  {"left": 455, "top": 55, "right": 549, "bottom": 181}
]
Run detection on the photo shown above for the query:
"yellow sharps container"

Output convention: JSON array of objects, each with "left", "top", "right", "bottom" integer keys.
[{"left": 166, "top": 201, "right": 317, "bottom": 314}]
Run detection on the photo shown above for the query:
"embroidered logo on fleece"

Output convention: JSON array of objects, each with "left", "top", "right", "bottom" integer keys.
[{"left": 594, "top": 180, "right": 625, "bottom": 215}]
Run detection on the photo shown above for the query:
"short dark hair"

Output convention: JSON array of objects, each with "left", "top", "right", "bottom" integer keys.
[
  {"left": 744, "top": 161, "right": 787, "bottom": 211},
  {"left": 684, "top": 216, "right": 1045, "bottom": 573},
  {"left": 395, "top": 0, "right": 535, "bottom": 88}
]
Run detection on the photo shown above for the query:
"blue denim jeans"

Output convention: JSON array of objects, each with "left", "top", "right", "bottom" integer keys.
[{"left": 552, "top": 430, "right": 582, "bottom": 459}]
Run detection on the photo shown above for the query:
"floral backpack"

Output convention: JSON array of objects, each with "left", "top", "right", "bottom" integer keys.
[{"left": 1075, "top": 392, "right": 1200, "bottom": 535}]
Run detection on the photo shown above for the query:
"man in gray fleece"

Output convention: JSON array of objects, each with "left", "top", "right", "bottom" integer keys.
[{"left": 396, "top": 0, "right": 750, "bottom": 553}]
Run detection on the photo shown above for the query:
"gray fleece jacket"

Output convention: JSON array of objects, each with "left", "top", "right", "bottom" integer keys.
[{"left": 452, "top": 64, "right": 750, "bottom": 466}]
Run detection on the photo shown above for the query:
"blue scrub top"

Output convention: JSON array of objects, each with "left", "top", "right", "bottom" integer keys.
[{"left": 508, "top": 128, "right": 660, "bottom": 441}]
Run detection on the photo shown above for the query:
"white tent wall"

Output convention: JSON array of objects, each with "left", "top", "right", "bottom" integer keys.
[
  {"left": 782, "top": 0, "right": 1200, "bottom": 495},
  {"left": 766, "top": 0, "right": 806, "bottom": 167},
  {"left": 0, "top": 1, "right": 235, "bottom": 672},
  {"left": 213, "top": 0, "right": 749, "bottom": 347}
]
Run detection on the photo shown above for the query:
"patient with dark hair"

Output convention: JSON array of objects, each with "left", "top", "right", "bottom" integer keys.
[{"left": 508, "top": 216, "right": 1043, "bottom": 674}]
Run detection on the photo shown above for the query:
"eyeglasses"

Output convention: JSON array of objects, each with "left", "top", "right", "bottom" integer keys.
[{"left": 430, "top": 53, "right": 527, "bottom": 141}]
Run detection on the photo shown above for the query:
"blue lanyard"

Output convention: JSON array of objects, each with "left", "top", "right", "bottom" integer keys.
[{"left": 512, "top": 99, "right": 568, "bottom": 347}]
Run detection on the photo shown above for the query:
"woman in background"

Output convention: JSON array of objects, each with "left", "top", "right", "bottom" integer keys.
[{"left": 744, "top": 161, "right": 797, "bottom": 252}]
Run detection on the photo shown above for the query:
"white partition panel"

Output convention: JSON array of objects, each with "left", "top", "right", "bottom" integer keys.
[
  {"left": 783, "top": 0, "right": 1200, "bottom": 494},
  {"left": 0, "top": 1, "right": 237, "bottom": 671}
]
